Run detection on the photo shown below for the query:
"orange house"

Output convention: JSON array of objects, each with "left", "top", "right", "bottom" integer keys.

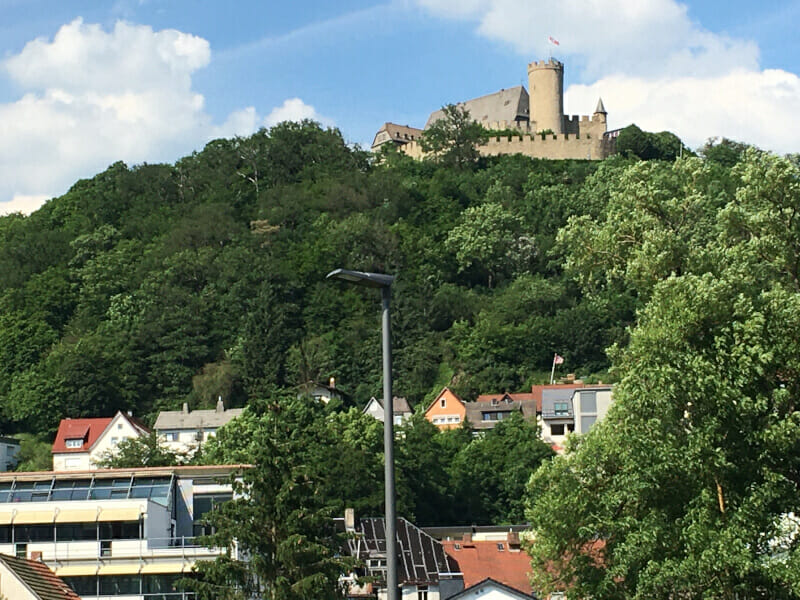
[{"left": 424, "top": 388, "right": 466, "bottom": 430}]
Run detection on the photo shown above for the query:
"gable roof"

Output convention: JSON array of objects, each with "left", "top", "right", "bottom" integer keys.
[
  {"left": 365, "top": 396, "right": 413, "bottom": 415},
  {"left": 372, "top": 122, "right": 425, "bottom": 148},
  {"left": 424, "top": 387, "right": 465, "bottom": 414},
  {"left": 153, "top": 405, "right": 244, "bottom": 431},
  {"left": 0, "top": 553, "right": 81, "bottom": 600},
  {"left": 425, "top": 86, "right": 530, "bottom": 129},
  {"left": 447, "top": 578, "right": 533, "bottom": 600},
  {"left": 346, "top": 517, "right": 461, "bottom": 585},
  {"left": 52, "top": 412, "right": 149, "bottom": 455},
  {"left": 442, "top": 539, "right": 533, "bottom": 595}
]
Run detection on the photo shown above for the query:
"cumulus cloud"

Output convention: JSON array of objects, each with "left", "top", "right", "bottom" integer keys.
[
  {"left": 0, "top": 19, "right": 332, "bottom": 211},
  {"left": 415, "top": 0, "right": 799, "bottom": 153},
  {"left": 264, "top": 98, "right": 332, "bottom": 128}
]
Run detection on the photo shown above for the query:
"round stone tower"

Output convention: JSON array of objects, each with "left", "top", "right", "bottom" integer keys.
[{"left": 527, "top": 58, "right": 564, "bottom": 134}]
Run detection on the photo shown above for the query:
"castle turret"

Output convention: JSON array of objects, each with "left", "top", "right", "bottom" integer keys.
[
  {"left": 527, "top": 58, "right": 564, "bottom": 135},
  {"left": 593, "top": 97, "right": 607, "bottom": 124}
]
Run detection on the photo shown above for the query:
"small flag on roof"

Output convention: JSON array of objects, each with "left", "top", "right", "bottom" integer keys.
[{"left": 548, "top": 36, "right": 560, "bottom": 46}]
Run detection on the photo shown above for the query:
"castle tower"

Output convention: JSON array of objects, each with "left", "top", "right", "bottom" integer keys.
[
  {"left": 593, "top": 97, "right": 607, "bottom": 124},
  {"left": 527, "top": 58, "right": 564, "bottom": 135}
]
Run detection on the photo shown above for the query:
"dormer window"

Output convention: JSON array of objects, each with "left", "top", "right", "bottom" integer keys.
[
  {"left": 554, "top": 402, "right": 569, "bottom": 416},
  {"left": 65, "top": 439, "right": 83, "bottom": 449}
]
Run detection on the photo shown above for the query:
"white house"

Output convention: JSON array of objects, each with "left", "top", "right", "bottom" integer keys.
[
  {"left": 0, "top": 464, "right": 245, "bottom": 599},
  {"left": 446, "top": 578, "right": 533, "bottom": 600},
  {"left": 539, "top": 386, "right": 613, "bottom": 451},
  {"left": 363, "top": 396, "right": 413, "bottom": 426},
  {"left": 52, "top": 412, "right": 149, "bottom": 471},
  {"left": 154, "top": 398, "right": 243, "bottom": 455}
]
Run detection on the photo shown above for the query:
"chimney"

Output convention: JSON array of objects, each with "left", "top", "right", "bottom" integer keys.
[
  {"left": 127, "top": 410, "right": 133, "bottom": 417},
  {"left": 329, "top": 376, "right": 336, "bottom": 388},
  {"left": 344, "top": 508, "right": 355, "bottom": 532},
  {"left": 507, "top": 531, "right": 520, "bottom": 546},
  {"left": 30, "top": 551, "right": 42, "bottom": 561},
  {"left": 216, "top": 396, "right": 224, "bottom": 413},
  {"left": 182, "top": 403, "right": 189, "bottom": 414},
  {"left": 462, "top": 532, "right": 472, "bottom": 543}
]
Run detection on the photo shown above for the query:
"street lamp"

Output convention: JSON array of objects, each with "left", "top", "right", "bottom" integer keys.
[{"left": 326, "top": 268, "right": 398, "bottom": 600}]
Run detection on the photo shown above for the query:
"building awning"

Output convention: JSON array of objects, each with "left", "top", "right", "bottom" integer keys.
[
  {"left": 10, "top": 510, "right": 57, "bottom": 524},
  {"left": 55, "top": 564, "right": 99, "bottom": 576},
  {"left": 55, "top": 508, "right": 99, "bottom": 523},
  {"left": 98, "top": 563, "right": 143, "bottom": 575},
  {"left": 96, "top": 507, "right": 142, "bottom": 522},
  {"left": 140, "top": 561, "right": 191, "bottom": 574}
]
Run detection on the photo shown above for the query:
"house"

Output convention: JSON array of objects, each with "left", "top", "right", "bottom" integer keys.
[
  {"left": 363, "top": 397, "right": 413, "bottom": 425},
  {"left": 154, "top": 397, "right": 243, "bottom": 455},
  {"left": 0, "top": 464, "right": 245, "bottom": 599},
  {"left": 298, "top": 378, "right": 349, "bottom": 404},
  {"left": 539, "top": 386, "right": 613, "bottom": 450},
  {"left": 0, "top": 436, "right": 20, "bottom": 471},
  {"left": 439, "top": 531, "right": 533, "bottom": 596},
  {"left": 424, "top": 388, "right": 467, "bottom": 430},
  {"left": 468, "top": 393, "right": 539, "bottom": 432},
  {"left": 52, "top": 412, "right": 149, "bottom": 471},
  {"left": 0, "top": 553, "right": 80, "bottom": 600},
  {"left": 340, "top": 511, "right": 463, "bottom": 600},
  {"left": 446, "top": 578, "right": 534, "bottom": 600}
]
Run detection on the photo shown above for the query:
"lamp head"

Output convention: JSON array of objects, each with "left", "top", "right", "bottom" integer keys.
[{"left": 326, "top": 268, "right": 395, "bottom": 289}]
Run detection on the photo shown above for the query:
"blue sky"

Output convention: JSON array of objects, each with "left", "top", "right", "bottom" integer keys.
[{"left": 1, "top": 0, "right": 799, "bottom": 213}]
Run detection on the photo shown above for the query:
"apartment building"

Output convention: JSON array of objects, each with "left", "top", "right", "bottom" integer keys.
[{"left": 0, "top": 464, "right": 245, "bottom": 599}]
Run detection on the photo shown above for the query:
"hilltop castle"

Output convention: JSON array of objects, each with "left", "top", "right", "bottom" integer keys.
[{"left": 372, "top": 58, "right": 616, "bottom": 161}]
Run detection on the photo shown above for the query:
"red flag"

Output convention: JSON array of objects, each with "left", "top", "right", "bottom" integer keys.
[
  {"left": 553, "top": 353, "right": 564, "bottom": 365},
  {"left": 548, "top": 36, "right": 560, "bottom": 46}
]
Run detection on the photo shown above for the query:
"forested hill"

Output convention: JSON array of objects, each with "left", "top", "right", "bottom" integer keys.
[{"left": 0, "top": 121, "right": 753, "bottom": 436}]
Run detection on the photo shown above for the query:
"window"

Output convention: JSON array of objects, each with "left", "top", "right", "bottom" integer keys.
[
  {"left": 550, "top": 424, "right": 565, "bottom": 435},
  {"left": 100, "top": 540, "right": 112, "bottom": 557},
  {"left": 165, "top": 432, "right": 178, "bottom": 442},
  {"left": 581, "top": 415, "right": 597, "bottom": 432},
  {"left": 193, "top": 494, "right": 232, "bottom": 537},
  {"left": 64, "top": 457, "right": 81, "bottom": 469},
  {"left": 65, "top": 438, "right": 83, "bottom": 448},
  {"left": 580, "top": 392, "right": 597, "bottom": 413},
  {"left": 554, "top": 402, "right": 569, "bottom": 416},
  {"left": 100, "top": 521, "right": 140, "bottom": 540},
  {"left": 56, "top": 522, "right": 97, "bottom": 541},
  {"left": 440, "top": 398, "right": 446, "bottom": 408},
  {"left": 418, "top": 585, "right": 429, "bottom": 600},
  {"left": 111, "top": 437, "right": 118, "bottom": 445},
  {"left": 15, "top": 543, "right": 27, "bottom": 559},
  {"left": 497, "top": 543, "right": 505, "bottom": 551}
]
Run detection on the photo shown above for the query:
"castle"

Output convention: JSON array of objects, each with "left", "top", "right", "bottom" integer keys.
[{"left": 372, "top": 58, "right": 616, "bottom": 161}]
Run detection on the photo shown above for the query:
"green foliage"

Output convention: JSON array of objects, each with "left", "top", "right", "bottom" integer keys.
[
  {"left": 94, "top": 431, "right": 186, "bottom": 469},
  {"left": 419, "top": 104, "right": 489, "bottom": 168},
  {"left": 188, "top": 393, "right": 359, "bottom": 600},
  {"left": 527, "top": 150, "right": 800, "bottom": 599},
  {"left": 615, "top": 124, "right": 690, "bottom": 161},
  {"left": 13, "top": 433, "right": 53, "bottom": 472}
]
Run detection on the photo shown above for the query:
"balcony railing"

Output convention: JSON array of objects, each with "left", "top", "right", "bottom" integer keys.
[{"left": 0, "top": 536, "right": 223, "bottom": 562}]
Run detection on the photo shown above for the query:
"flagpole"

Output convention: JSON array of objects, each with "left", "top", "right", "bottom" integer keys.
[{"left": 550, "top": 354, "right": 557, "bottom": 385}]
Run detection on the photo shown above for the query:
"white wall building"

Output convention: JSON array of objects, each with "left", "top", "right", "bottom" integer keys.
[
  {"left": 540, "top": 386, "right": 613, "bottom": 451},
  {"left": 0, "top": 464, "right": 244, "bottom": 599},
  {"left": 362, "top": 397, "right": 413, "bottom": 426},
  {"left": 0, "top": 436, "right": 21, "bottom": 471},
  {"left": 154, "top": 399, "right": 243, "bottom": 456},
  {"left": 52, "top": 412, "right": 149, "bottom": 471}
]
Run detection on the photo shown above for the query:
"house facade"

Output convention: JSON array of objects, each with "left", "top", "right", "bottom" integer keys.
[
  {"left": 341, "top": 512, "right": 463, "bottom": 600},
  {"left": 424, "top": 388, "right": 467, "bottom": 430},
  {"left": 0, "top": 553, "right": 80, "bottom": 600},
  {"left": 52, "top": 412, "right": 149, "bottom": 471},
  {"left": 540, "top": 386, "right": 613, "bottom": 450},
  {"left": 0, "top": 464, "right": 243, "bottom": 599},
  {"left": 468, "top": 393, "right": 539, "bottom": 433},
  {"left": 154, "top": 398, "right": 243, "bottom": 455},
  {"left": 363, "top": 397, "right": 413, "bottom": 426}
]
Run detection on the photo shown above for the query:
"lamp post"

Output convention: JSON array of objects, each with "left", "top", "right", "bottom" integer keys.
[{"left": 326, "top": 268, "right": 397, "bottom": 600}]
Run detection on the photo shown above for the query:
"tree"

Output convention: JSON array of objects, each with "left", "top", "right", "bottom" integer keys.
[
  {"left": 419, "top": 104, "right": 489, "bottom": 168},
  {"left": 188, "top": 393, "right": 358, "bottom": 600},
  {"left": 94, "top": 432, "right": 186, "bottom": 469},
  {"left": 526, "top": 150, "right": 800, "bottom": 599}
]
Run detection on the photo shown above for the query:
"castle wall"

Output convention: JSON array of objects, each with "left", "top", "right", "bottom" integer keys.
[{"left": 401, "top": 129, "right": 611, "bottom": 162}]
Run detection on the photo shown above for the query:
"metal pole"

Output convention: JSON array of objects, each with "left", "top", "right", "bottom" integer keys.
[{"left": 381, "top": 285, "right": 398, "bottom": 600}]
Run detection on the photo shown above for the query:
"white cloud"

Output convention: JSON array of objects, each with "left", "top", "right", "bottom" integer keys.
[
  {"left": 0, "top": 19, "right": 334, "bottom": 211},
  {"left": 264, "top": 98, "right": 332, "bottom": 128},
  {"left": 0, "top": 195, "right": 50, "bottom": 216},
  {"left": 415, "top": 0, "right": 799, "bottom": 153}
]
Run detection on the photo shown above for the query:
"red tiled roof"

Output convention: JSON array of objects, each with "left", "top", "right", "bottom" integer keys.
[
  {"left": 0, "top": 553, "right": 81, "bottom": 600},
  {"left": 51, "top": 417, "right": 112, "bottom": 454},
  {"left": 442, "top": 540, "right": 533, "bottom": 594}
]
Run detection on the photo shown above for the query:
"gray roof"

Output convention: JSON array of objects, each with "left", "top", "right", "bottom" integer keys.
[
  {"left": 153, "top": 406, "right": 243, "bottom": 431},
  {"left": 594, "top": 97, "right": 607, "bottom": 114},
  {"left": 465, "top": 400, "right": 537, "bottom": 431},
  {"left": 346, "top": 517, "right": 460, "bottom": 585},
  {"left": 367, "top": 396, "right": 413, "bottom": 415},
  {"left": 541, "top": 389, "right": 575, "bottom": 420},
  {"left": 425, "top": 86, "right": 529, "bottom": 129}
]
